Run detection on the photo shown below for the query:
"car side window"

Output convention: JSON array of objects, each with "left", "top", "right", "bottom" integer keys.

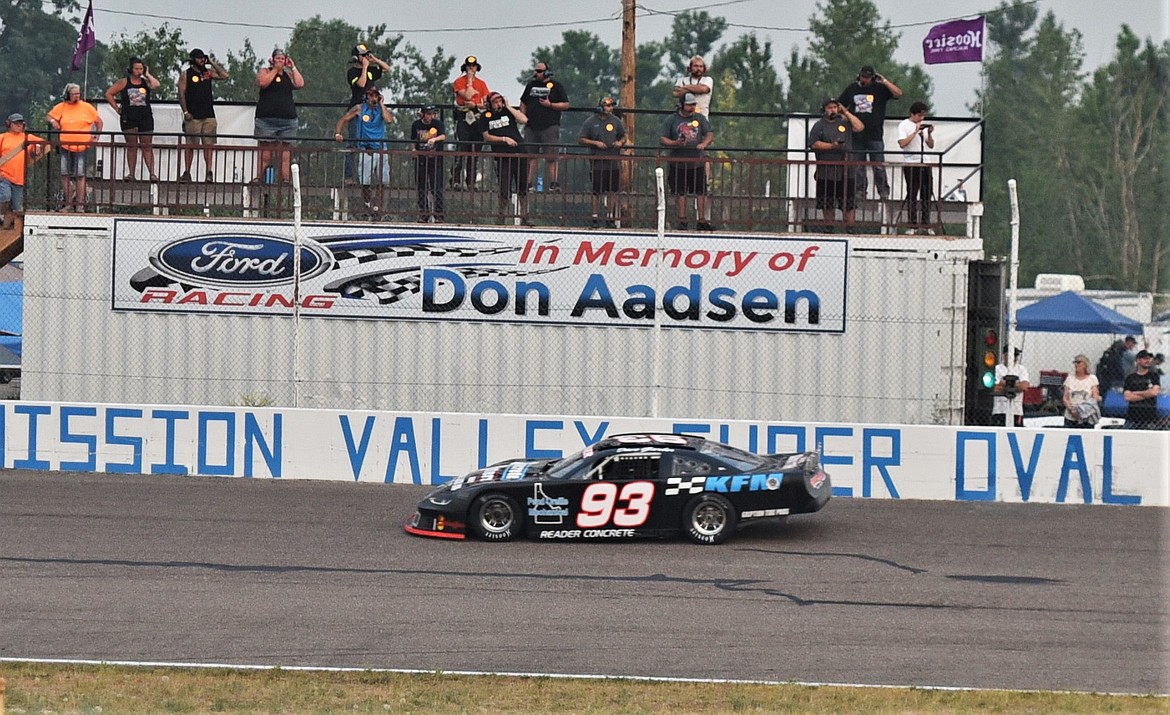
[
  {"left": 588, "top": 454, "right": 661, "bottom": 481},
  {"left": 670, "top": 454, "right": 721, "bottom": 476}
]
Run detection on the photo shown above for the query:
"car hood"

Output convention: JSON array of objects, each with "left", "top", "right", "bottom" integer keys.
[{"left": 435, "top": 458, "right": 555, "bottom": 494}]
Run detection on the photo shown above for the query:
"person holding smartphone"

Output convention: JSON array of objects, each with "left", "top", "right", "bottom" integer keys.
[
  {"left": 254, "top": 48, "right": 304, "bottom": 184},
  {"left": 897, "top": 101, "right": 935, "bottom": 234},
  {"left": 808, "top": 97, "right": 863, "bottom": 230}
]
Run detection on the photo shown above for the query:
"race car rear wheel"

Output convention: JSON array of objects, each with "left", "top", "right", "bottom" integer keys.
[
  {"left": 469, "top": 494, "right": 522, "bottom": 542},
  {"left": 683, "top": 494, "right": 737, "bottom": 545}
]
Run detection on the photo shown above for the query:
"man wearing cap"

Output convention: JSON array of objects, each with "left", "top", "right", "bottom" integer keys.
[
  {"left": 992, "top": 347, "right": 1031, "bottom": 427},
  {"left": 659, "top": 92, "right": 714, "bottom": 231},
  {"left": 451, "top": 55, "right": 489, "bottom": 191},
  {"left": 520, "top": 60, "right": 569, "bottom": 192},
  {"left": 411, "top": 105, "right": 447, "bottom": 223},
  {"left": 807, "top": 97, "right": 863, "bottom": 230},
  {"left": 46, "top": 83, "right": 103, "bottom": 213},
  {"left": 1122, "top": 350, "right": 1161, "bottom": 429},
  {"left": 578, "top": 96, "right": 626, "bottom": 228},
  {"left": 178, "top": 48, "right": 229, "bottom": 182},
  {"left": 838, "top": 65, "right": 902, "bottom": 201},
  {"left": 347, "top": 44, "right": 391, "bottom": 108},
  {"left": 0, "top": 113, "right": 45, "bottom": 230},
  {"left": 335, "top": 85, "right": 394, "bottom": 219},
  {"left": 475, "top": 92, "right": 532, "bottom": 226}
]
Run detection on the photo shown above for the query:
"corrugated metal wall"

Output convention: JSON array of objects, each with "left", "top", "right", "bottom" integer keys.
[{"left": 21, "top": 215, "right": 979, "bottom": 424}]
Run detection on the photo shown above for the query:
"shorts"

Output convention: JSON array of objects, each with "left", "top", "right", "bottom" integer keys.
[
  {"left": 815, "top": 176, "right": 856, "bottom": 211},
  {"left": 0, "top": 178, "right": 23, "bottom": 211},
  {"left": 120, "top": 109, "right": 155, "bottom": 133},
  {"left": 523, "top": 125, "right": 562, "bottom": 153},
  {"left": 667, "top": 162, "right": 706, "bottom": 196},
  {"left": 59, "top": 149, "right": 87, "bottom": 178},
  {"left": 356, "top": 151, "right": 390, "bottom": 186},
  {"left": 183, "top": 117, "right": 219, "bottom": 143},
  {"left": 591, "top": 165, "right": 619, "bottom": 193},
  {"left": 254, "top": 117, "right": 298, "bottom": 140}
]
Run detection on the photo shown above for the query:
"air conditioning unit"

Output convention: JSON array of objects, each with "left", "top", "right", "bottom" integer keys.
[{"left": 1034, "top": 273, "right": 1085, "bottom": 292}]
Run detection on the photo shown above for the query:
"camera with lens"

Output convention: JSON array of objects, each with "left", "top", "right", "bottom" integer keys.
[{"left": 1001, "top": 374, "right": 1020, "bottom": 400}]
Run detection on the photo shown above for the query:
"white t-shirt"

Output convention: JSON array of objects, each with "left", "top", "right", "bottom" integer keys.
[
  {"left": 675, "top": 75, "right": 713, "bottom": 117},
  {"left": 1063, "top": 373, "right": 1099, "bottom": 421},
  {"left": 993, "top": 363, "right": 1031, "bottom": 415},
  {"left": 898, "top": 118, "right": 927, "bottom": 163}
]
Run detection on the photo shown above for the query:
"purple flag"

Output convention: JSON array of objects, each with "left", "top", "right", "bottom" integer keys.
[
  {"left": 922, "top": 16, "right": 985, "bottom": 65},
  {"left": 69, "top": 0, "right": 96, "bottom": 72}
]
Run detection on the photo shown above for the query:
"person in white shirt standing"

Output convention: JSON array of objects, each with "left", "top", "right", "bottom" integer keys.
[
  {"left": 673, "top": 56, "right": 713, "bottom": 117},
  {"left": 896, "top": 101, "right": 934, "bottom": 234},
  {"left": 993, "top": 347, "right": 1031, "bottom": 427}
]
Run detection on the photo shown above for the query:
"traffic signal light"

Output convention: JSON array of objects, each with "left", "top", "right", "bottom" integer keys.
[{"left": 981, "top": 329, "right": 998, "bottom": 389}]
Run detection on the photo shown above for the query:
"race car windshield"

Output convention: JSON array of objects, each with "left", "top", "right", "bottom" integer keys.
[
  {"left": 698, "top": 441, "right": 769, "bottom": 471},
  {"left": 545, "top": 449, "right": 593, "bottom": 479}
]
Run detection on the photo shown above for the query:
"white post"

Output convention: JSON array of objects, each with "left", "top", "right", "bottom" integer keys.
[
  {"left": 292, "top": 163, "right": 303, "bottom": 409},
  {"left": 1007, "top": 179, "right": 1020, "bottom": 365},
  {"left": 652, "top": 167, "right": 665, "bottom": 418}
]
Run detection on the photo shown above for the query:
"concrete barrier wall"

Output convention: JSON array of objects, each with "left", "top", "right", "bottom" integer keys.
[{"left": 2, "top": 402, "right": 1166, "bottom": 506}]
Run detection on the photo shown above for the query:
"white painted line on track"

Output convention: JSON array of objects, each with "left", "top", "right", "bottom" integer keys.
[{"left": 1, "top": 657, "right": 1163, "bottom": 698}]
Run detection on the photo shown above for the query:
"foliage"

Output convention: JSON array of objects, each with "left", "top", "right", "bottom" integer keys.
[
  {"left": 785, "top": 0, "right": 933, "bottom": 118},
  {"left": 0, "top": 0, "right": 108, "bottom": 120},
  {"left": 103, "top": 23, "right": 187, "bottom": 100},
  {"left": 519, "top": 30, "right": 621, "bottom": 110}
]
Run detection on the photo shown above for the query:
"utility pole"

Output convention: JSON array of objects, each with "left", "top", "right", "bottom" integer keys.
[{"left": 620, "top": 0, "right": 637, "bottom": 226}]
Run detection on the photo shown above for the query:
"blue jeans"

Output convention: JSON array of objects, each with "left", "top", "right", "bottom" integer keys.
[{"left": 852, "top": 139, "right": 889, "bottom": 198}]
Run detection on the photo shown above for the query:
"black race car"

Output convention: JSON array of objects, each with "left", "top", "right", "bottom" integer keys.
[{"left": 405, "top": 433, "right": 830, "bottom": 544}]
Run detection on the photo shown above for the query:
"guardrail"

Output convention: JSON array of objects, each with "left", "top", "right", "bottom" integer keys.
[{"left": 20, "top": 134, "right": 973, "bottom": 235}]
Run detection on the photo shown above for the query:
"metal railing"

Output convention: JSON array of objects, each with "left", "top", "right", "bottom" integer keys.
[{"left": 20, "top": 133, "right": 975, "bottom": 235}]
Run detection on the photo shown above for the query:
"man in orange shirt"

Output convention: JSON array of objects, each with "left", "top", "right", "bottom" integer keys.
[
  {"left": 46, "top": 83, "right": 103, "bottom": 212},
  {"left": 450, "top": 55, "right": 489, "bottom": 191},
  {"left": 0, "top": 113, "right": 45, "bottom": 229}
]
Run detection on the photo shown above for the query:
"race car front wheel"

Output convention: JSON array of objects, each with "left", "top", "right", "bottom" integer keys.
[
  {"left": 470, "top": 494, "right": 522, "bottom": 542},
  {"left": 683, "top": 494, "right": 737, "bottom": 545}
]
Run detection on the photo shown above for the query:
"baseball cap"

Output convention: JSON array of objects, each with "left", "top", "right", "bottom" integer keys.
[
  {"left": 1136, "top": 349, "right": 1153, "bottom": 359},
  {"left": 820, "top": 96, "right": 839, "bottom": 109},
  {"left": 461, "top": 55, "right": 482, "bottom": 71},
  {"left": 6, "top": 113, "right": 24, "bottom": 123},
  {"left": 859, "top": 65, "right": 876, "bottom": 78},
  {"left": 682, "top": 92, "right": 698, "bottom": 105},
  {"left": 421, "top": 104, "right": 438, "bottom": 113},
  {"left": 353, "top": 43, "right": 370, "bottom": 56},
  {"left": 188, "top": 48, "right": 207, "bottom": 60}
]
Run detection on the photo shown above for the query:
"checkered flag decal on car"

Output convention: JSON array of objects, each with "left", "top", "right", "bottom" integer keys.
[{"left": 664, "top": 476, "right": 707, "bottom": 496}]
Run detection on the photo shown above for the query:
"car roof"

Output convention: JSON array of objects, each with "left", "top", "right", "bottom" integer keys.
[{"left": 592, "top": 433, "right": 708, "bottom": 453}]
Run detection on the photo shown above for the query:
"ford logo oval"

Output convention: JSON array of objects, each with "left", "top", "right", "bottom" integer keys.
[{"left": 149, "top": 234, "right": 333, "bottom": 288}]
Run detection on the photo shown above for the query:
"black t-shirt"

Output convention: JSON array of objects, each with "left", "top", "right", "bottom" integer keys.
[
  {"left": 475, "top": 106, "right": 524, "bottom": 153},
  {"left": 256, "top": 70, "right": 297, "bottom": 119},
  {"left": 347, "top": 64, "right": 384, "bottom": 107},
  {"left": 520, "top": 78, "right": 568, "bottom": 130},
  {"left": 410, "top": 118, "right": 447, "bottom": 152},
  {"left": 1123, "top": 370, "right": 1159, "bottom": 424},
  {"left": 837, "top": 81, "right": 896, "bottom": 142},
  {"left": 184, "top": 65, "right": 216, "bottom": 119}
]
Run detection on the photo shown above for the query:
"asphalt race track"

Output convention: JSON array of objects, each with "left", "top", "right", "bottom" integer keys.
[{"left": 1, "top": 471, "right": 1166, "bottom": 694}]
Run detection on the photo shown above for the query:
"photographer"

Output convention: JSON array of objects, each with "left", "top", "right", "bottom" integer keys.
[
  {"left": 335, "top": 85, "right": 393, "bottom": 219},
  {"left": 993, "top": 347, "right": 1031, "bottom": 427},
  {"left": 896, "top": 101, "right": 935, "bottom": 234}
]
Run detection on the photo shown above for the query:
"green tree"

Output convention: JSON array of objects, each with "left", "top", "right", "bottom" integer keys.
[
  {"left": 519, "top": 30, "right": 621, "bottom": 111},
  {"left": 976, "top": 2, "right": 1086, "bottom": 286},
  {"left": 709, "top": 34, "right": 785, "bottom": 152},
  {"left": 0, "top": 0, "right": 106, "bottom": 119},
  {"left": 217, "top": 39, "right": 261, "bottom": 103},
  {"left": 785, "top": 0, "right": 932, "bottom": 118},
  {"left": 103, "top": 23, "right": 187, "bottom": 100},
  {"left": 1065, "top": 28, "right": 1169, "bottom": 293}
]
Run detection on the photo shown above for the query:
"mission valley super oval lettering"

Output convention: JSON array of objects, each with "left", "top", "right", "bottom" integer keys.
[{"left": 151, "top": 234, "right": 332, "bottom": 288}]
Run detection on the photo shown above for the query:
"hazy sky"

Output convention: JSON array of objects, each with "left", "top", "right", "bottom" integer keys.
[{"left": 86, "top": 0, "right": 1169, "bottom": 116}]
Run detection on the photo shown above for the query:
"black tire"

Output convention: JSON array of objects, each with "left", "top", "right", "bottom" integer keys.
[
  {"left": 469, "top": 494, "right": 523, "bottom": 542},
  {"left": 682, "top": 494, "right": 737, "bottom": 545}
]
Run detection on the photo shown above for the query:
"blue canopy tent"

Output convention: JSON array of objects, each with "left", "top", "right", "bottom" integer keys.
[
  {"left": 0, "top": 280, "right": 22, "bottom": 358},
  {"left": 1015, "top": 291, "right": 1142, "bottom": 335}
]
